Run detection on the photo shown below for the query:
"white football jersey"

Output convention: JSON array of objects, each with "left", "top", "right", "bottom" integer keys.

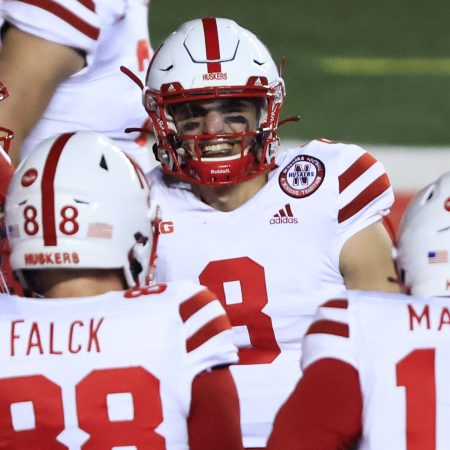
[
  {"left": 147, "top": 139, "right": 394, "bottom": 447},
  {"left": 0, "top": 281, "right": 237, "bottom": 449},
  {"left": 1, "top": 0, "right": 156, "bottom": 171},
  {"left": 303, "top": 290, "right": 450, "bottom": 450}
]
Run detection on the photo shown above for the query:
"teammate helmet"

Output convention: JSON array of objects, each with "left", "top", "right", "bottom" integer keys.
[
  {"left": 5, "top": 131, "right": 153, "bottom": 288},
  {"left": 144, "top": 17, "right": 285, "bottom": 185},
  {"left": 396, "top": 171, "right": 450, "bottom": 297}
]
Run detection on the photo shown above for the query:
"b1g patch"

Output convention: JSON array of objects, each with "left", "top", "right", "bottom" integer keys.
[{"left": 279, "top": 155, "right": 325, "bottom": 198}]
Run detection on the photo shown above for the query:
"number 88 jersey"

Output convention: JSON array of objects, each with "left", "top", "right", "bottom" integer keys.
[{"left": 0, "top": 282, "right": 237, "bottom": 449}]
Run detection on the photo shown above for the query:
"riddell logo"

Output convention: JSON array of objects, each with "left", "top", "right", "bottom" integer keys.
[
  {"left": 211, "top": 168, "right": 230, "bottom": 174},
  {"left": 270, "top": 204, "right": 298, "bottom": 224},
  {"left": 202, "top": 72, "right": 227, "bottom": 81}
]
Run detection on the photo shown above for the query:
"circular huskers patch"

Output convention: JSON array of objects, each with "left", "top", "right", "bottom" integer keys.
[
  {"left": 279, "top": 154, "right": 325, "bottom": 198},
  {"left": 21, "top": 168, "right": 38, "bottom": 187}
]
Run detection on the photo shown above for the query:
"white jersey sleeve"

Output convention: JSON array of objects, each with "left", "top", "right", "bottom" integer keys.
[
  {"left": 178, "top": 284, "right": 238, "bottom": 379},
  {"left": 301, "top": 295, "right": 356, "bottom": 371},
  {"left": 302, "top": 290, "right": 450, "bottom": 450},
  {"left": 335, "top": 142, "right": 394, "bottom": 250},
  {"left": 1, "top": 0, "right": 155, "bottom": 171},
  {"left": 2, "top": 0, "right": 101, "bottom": 54}
]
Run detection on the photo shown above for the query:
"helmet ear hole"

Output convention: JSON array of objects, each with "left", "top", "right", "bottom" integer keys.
[
  {"left": 424, "top": 186, "right": 435, "bottom": 202},
  {"left": 99, "top": 155, "right": 109, "bottom": 171}
]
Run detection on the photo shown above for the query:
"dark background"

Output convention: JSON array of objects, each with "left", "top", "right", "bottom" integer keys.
[{"left": 149, "top": 0, "right": 450, "bottom": 147}]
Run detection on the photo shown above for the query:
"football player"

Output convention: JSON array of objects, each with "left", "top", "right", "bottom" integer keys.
[
  {"left": 267, "top": 172, "right": 450, "bottom": 449},
  {"left": 0, "top": 0, "right": 157, "bottom": 172},
  {"left": 143, "top": 17, "right": 399, "bottom": 449},
  {"left": 0, "top": 81, "right": 19, "bottom": 295},
  {"left": 0, "top": 130, "right": 243, "bottom": 450},
  {"left": 0, "top": 83, "right": 13, "bottom": 200}
]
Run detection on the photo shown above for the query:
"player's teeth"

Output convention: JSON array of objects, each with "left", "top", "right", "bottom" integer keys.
[{"left": 203, "top": 144, "right": 230, "bottom": 152}]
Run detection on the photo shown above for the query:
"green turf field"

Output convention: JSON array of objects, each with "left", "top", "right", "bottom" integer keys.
[{"left": 149, "top": 0, "right": 450, "bottom": 147}]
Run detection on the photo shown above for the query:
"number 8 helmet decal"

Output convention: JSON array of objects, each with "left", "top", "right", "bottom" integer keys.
[
  {"left": 144, "top": 17, "right": 285, "bottom": 185},
  {"left": 5, "top": 131, "right": 154, "bottom": 288},
  {"left": 396, "top": 171, "right": 450, "bottom": 297}
]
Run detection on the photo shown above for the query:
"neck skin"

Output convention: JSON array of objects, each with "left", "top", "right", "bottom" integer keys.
[
  {"left": 192, "top": 172, "right": 268, "bottom": 212},
  {"left": 24, "top": 269, "right": 127, "bottom": 298}
]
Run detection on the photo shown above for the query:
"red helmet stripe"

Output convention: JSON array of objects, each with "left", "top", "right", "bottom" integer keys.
[
  {"left": 41, "top": 132, "right": 75, "bottom": 246},
  {"left": 202, "top": 18, "right": 222, "bottom": 73}
]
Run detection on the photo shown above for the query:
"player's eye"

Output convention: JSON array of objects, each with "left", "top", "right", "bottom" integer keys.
[
  {"left": 179, "top": 121, "right": 201, "bottom": 133},
  {"left": 225, "top": 115, "right": 249, "bottom": 125}
]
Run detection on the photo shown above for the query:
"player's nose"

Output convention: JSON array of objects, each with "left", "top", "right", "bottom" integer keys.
[{"left": 203, "top": 111, "right": 225, "bottom": 134}]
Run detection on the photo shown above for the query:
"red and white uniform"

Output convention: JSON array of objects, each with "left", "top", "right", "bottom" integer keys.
[
  {"left": 0, "top": 281, "right": 237, "bottom": 449},
  {"left": 147, "top": 139, "right": 394, "bottom": 447},
  {"left": 0, "top": 144, "right": 12, "bottom": 203},
  {"left": 296, "top": 290, "right": 450, "bottom": 449},
  {"left": 0, "top": 145, "right": 18, "bottom": 295},
  {"left": 0, "top": 0, "right": 155, "bottom": 171}
]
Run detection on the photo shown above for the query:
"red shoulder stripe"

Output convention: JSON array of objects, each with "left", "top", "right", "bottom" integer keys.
[
  {"left": 339, "top": 152, "right": 377, "bottom": 193},
  {"left": 18, "top": 0, "right": 100, "bottom": 40},
  {"left": 179, "top": 289, "right": 217, "bottom": 323},
  {"left": 338, "top": 173, "right": 390, "bottom": 223},
  {"left": 321, "top": 299, "right": 348, "bottom": 309},
  {"left": 186, "top": 315, "right": 231, "bottom": 353},
  {"left": 77, "top": 0, "right": 95, "bottom": 12},
  {"left": 306, "top": 319, "right": 349, "bottom": 338}
]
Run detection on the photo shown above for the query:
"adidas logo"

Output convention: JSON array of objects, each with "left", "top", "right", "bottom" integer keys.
[{"left": 269, "top": 204, "right": 298, "bottom": 224}]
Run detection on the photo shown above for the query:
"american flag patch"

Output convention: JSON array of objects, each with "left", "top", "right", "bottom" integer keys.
[
  {"left": 428, "top": 250, "right": 448, "bottom": 264},
  {"left": 8, "top": 224, "right": 20, "bottom": 238},
  {"left": 87, "top": 223, "right": 113, "bottom": 239}
]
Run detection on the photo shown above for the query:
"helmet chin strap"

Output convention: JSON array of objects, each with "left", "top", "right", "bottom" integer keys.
[{"left": 144, "top": 206, "right": 162, "bottom": 286}]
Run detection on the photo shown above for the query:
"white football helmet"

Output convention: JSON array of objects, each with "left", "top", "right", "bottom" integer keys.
[
  {"left": 396, "top": 171, "right": 450, "bottom": 297},
  {"left": 5, "top": 131, "right": 154, "bottom": 288},
  {"left": 144, "top": 17, "right": 285, "bottom": 185}
]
